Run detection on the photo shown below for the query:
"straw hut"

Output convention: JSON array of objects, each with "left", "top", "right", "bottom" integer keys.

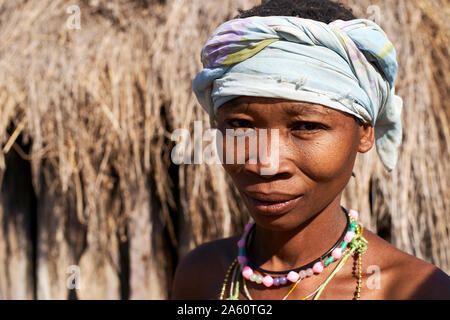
[{"left": 0, "top": 0, "right": 448, "bottom": 299}]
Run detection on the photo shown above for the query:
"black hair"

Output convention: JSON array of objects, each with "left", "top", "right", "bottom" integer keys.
[{"left": 235, "top": 0, "right": 357, "bottom": 23}]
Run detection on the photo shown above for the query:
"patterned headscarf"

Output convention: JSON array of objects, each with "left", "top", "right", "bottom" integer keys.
[{"left": 193, "top": 16, "right": 403, "bottom": 171}]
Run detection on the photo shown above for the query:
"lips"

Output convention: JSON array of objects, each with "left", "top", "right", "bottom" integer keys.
[{"left": 243, "top": 191, "right": 303, "bottom": 215}]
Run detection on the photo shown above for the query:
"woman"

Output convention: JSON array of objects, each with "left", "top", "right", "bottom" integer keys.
[{"left": 171, "top": 0, "right": 450, "bottom": 299}]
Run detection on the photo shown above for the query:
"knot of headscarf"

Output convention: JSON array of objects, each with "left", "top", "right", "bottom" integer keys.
[{"left": 192, "top": 16, "right": 403, "bottom": 171}]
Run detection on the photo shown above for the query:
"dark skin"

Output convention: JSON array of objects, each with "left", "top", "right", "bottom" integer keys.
[{"left": 171, "top": 96, "right": 450, "bottom": 300}]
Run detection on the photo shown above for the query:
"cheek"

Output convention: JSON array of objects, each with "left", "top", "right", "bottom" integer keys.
[
  {"left": 216, "top": 130, "right": 243, "bottom": 175},
  {"left": 292, "top": 131, "right": 357, "bottom": 180}
]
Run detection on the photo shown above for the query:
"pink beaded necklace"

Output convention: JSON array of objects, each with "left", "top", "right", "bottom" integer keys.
[{"left": 237, "top": 206, "right": 359, "bottom": 288}]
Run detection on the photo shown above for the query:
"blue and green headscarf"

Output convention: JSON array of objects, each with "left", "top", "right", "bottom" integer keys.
[{"left": 193, "top": 16, "right": 403, "bottom": 171}]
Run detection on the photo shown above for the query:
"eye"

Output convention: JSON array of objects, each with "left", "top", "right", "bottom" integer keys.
[
  {"left": 291, "top": 122, "right": 324, "bottom": 133},
  {"left": 226, "top": 118, "right": 254, "bottom": 129}
]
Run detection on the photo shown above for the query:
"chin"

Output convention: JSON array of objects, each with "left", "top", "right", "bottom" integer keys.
[{"left": 247, "top": 207, "right": 313, "bottom": 232}]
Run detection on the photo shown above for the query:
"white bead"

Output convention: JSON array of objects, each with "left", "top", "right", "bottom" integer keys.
[
  {"left": 299, "top": 270, "right": 307, "bottom": 279},
  {"left": 255, "top": 275, "right": 263, "bottom": 284}
]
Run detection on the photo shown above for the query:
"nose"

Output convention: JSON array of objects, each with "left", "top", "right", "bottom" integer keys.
[
  {"left": 244, "top": 159, "right": 296, "bottom": 179},
  {"left": 243, "top": 129, "right": 296, "bottom": 178}
]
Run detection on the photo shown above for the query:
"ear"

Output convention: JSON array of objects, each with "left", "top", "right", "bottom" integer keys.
[{"left": 358, "top": 123, "right": 374, "bottom": 153}]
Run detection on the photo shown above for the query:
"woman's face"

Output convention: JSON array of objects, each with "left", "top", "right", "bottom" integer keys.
[{"left": 216, "top": 96, "right": 374, "bottom": 231}]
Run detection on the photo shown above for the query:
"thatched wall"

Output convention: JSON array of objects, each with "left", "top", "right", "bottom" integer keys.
[{"left": 0, "top": 0, "right": 448, "bottom": 299}]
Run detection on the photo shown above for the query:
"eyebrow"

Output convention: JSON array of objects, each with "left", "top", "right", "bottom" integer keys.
[
  {"left": 220, "top": 100, "right": 330, "bottom": 117},
  {"left": 220, "top": 101, "right": 249, "bottom": 112},
  {"left": 284, "top": 103, "right": 331, "bottom": 117}
]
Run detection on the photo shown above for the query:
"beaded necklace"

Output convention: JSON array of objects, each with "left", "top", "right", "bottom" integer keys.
[
  {"left": 218, "top": 208, "right": 368, "bottom": 300},
  {"left": 244, "top": 208, "right": 351, "bottom": 277}
]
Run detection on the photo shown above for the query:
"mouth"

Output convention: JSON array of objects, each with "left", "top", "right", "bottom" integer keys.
[{"left": 243, "top": 192, "right": 303, "bottom": 215}]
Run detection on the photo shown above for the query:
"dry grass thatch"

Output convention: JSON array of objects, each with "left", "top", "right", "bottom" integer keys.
[{"left": 0, "top": 0, "right": 448, "bottom": 299}]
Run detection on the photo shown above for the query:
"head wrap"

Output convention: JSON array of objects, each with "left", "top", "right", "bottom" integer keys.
[{"left": 192, "top": 16, "right": 403, "bottom": 171}]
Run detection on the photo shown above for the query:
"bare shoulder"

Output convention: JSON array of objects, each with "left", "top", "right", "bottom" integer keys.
[
  {"left": 171, "top": 234, "right": 240, "bottom": 300},
  {"left": 362, "top": 230, "right": 450, "bottom": 299}
]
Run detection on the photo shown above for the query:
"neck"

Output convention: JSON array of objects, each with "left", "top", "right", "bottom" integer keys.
[{"left": 248, "top": 197, "right": 347, "bottom": 271}]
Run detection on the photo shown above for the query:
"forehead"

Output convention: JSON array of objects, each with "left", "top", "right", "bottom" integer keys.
[{"left": 217, "top": 96, "right": 336, "bottom": 118}]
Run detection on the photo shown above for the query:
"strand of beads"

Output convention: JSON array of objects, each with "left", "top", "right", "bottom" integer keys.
[
  {"left": 283, "top": 246, "right": 352, "bottom": 300},
  {"left": 313, "top": 222, "right": 367, "bottom": 300},
  {"left": 237, "top": 209, "right": 359, "bottom": 288},
  {"left": 238, "top": 223, "right": 316, "bottom": 287},
  {"left": 235, "top": 232, "right": 363, "bottom": 301},
  {"left": 220, "top": 210, "right": 368, "bottom": 300},
  {"left": 218, "top": 258, "right": 237, "bottom": 300},
  {"left": 323, "top": 209, "right": 359, "bottom": 268},
  {"left": 353, "top": 222, "right": 366, "bottom": 300}
]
